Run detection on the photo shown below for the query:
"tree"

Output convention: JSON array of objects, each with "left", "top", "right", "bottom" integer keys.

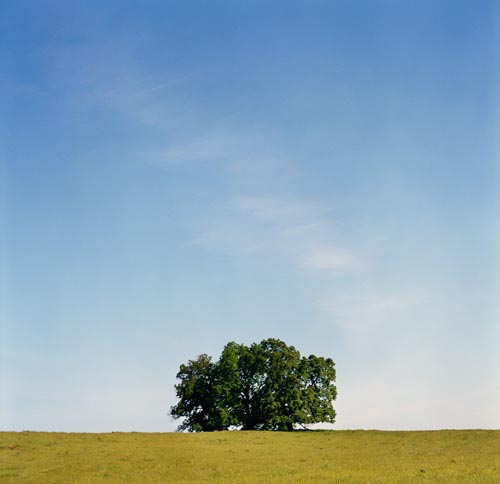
[{"left": 170, "top": 338, "right": 337, "bottom": 432}]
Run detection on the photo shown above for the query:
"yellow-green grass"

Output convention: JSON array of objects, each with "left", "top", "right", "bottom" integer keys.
[{"left": 1, "top": 430, "right": 499, "bottom": 483}]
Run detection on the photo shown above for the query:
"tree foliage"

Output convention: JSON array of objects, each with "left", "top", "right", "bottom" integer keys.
[{"left": 170, "top": 338, "right": 337, "bottom": 431}]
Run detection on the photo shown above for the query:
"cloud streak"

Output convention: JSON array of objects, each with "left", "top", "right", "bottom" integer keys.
[
  {"left": 316, "top": 291, "right": 425, "bottom": 329},
  {"left": 192, "top": 189, "right": 361, "bottom": 277}
]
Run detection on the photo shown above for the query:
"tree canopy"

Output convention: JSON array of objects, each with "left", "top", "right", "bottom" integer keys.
[{"left": 170, "top": 338, "right": 337, "bottom": 432}]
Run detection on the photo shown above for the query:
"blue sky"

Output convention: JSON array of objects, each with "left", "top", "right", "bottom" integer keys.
[{"left": 1, "top": 0, "right": 499, "bottom": 431}]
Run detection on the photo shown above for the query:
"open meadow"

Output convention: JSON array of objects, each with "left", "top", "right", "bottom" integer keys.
[{"left": 1, "top": 430, "right": 499, "bottom": 483}]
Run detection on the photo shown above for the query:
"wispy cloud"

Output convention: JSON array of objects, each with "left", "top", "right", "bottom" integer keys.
[
  {"left": 301, "top": 246, "right": 360, "bottom": 272},
  {"left": 194, "top": 195, "right": 361, "bottom": 275},
  {"left": 160, "top": 130, "right": 364, "bottom": 277},
  {"left": 156, "top": 130, "right": 301, "bottom": 188},
  {"left": 47, "top": 41, "right": 197, "bottom": 128},
  {"left": 161, "top": 133, "right": 256, "bottom": 165},
  {"left": 316, "top": 291, "right": 424, "bottom": 329}
]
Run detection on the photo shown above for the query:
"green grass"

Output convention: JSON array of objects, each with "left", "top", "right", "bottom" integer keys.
[{"left": 1, "top": 430, "right": 499, "bottom": 483}]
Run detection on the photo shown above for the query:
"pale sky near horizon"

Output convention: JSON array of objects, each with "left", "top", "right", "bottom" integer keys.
[{"left": 1, "top": 0, "right": 499, "bottom": 432}]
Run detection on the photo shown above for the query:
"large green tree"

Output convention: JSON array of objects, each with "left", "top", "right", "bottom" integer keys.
[{"left": 170, "top": 338, "right": 337, "bottom": 431}]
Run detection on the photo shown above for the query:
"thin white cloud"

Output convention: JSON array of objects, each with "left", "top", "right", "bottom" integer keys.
[
  {"left": 48, "top": 41, "right": 197, "bottom": 128},
  {"left": 190, "top": 192, "right": 362, "bottom": 276},
  {"left": 158, "top": 130, "right": 363, "bottom": 277},
  {"left": 236, "top": 196, "right": 317, "bottom": 220},
  {"left": 158, "top": 130, "right": 300, "bottom": 188},
  {"left": 301, "top": 246, "right": 360, "bottom": 272},
  {"left": 161, "top": 133, "right": 255, "bottom": 165},
  {"left": 317, "top": 291, "right": 424, "bottom": 329}
]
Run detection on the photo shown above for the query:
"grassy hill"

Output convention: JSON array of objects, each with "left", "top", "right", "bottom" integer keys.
[{"left": 1, "top": 429, "right": 499, "bottom": 483}]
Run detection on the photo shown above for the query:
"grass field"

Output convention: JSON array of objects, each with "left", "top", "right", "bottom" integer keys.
[{"left": 1, "top": 430, "right": 499, "bottom": 483}]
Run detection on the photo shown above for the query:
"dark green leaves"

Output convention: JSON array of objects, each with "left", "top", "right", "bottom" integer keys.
[{"left": 170, "top": 339, "right": 337, "bottom": 432}]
